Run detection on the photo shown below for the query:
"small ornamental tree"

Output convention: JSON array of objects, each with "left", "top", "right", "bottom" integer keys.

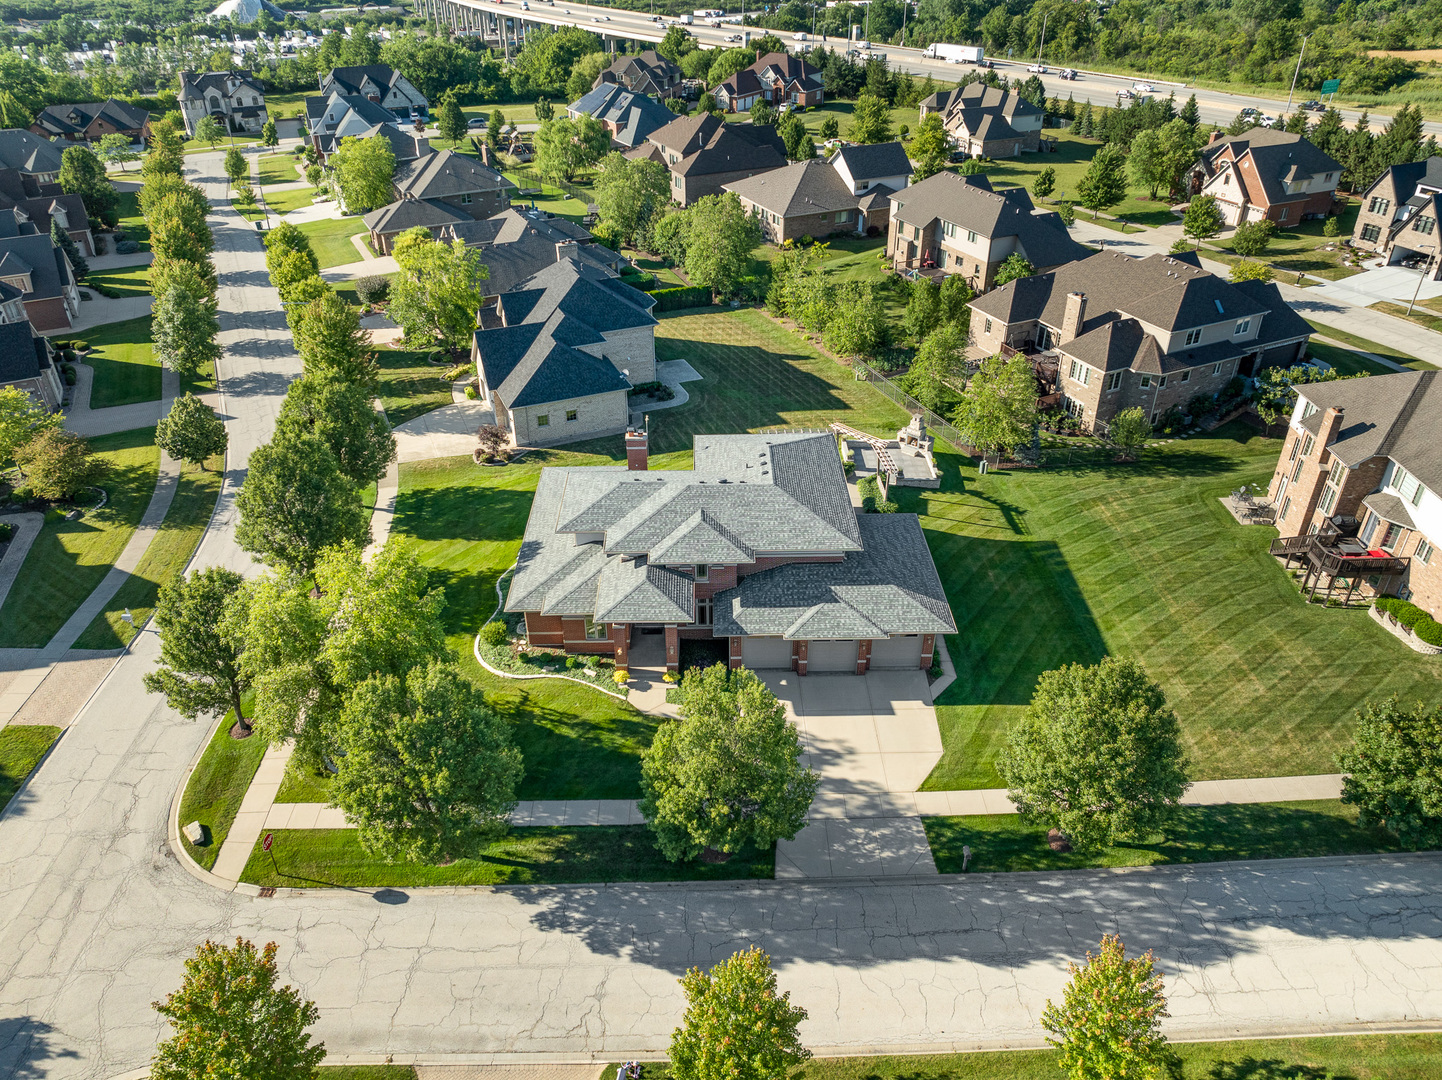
[
  {"left": 1076, "top": 142, "right": 1127, "bottom": 220},
  {"left": 334, "top": 660, "right": 523, "bottom": 863},
  {"left": 96, "top": 131, "right": 139, "bottom": 172},
  {"left": 910, "top": 112, "right": 950, "bottom": 182},
  {"left": 15, "top": 428, "right": 106, "bottom": 500},
  {"left": 1032, "top": 165, "right": 1056, "bottom": 200},
  {"left": 749, "top": 100, "right": 777, "bottom": 127},
  {"left": 224, "top": 144, "right": 247, "bottom": 186},
  {"left": 194, "top": 114, "right": 227, "bottom": 150},
  {"left": 151, "top": 938, "right": 326, "bottom": 1080},
  {"left": 142, "top": 567, "right": 252, "bottom": 732},
  {"left": 640, "top": 664, "right": 817, "bottom": 861},
  {"left": 1338, "top": 697, "right": 1442, "bottom": 850},
  {"left": 1041, "top": 934, "right": 1172, "bottom": 1080},
  {"left": 819, "top": 115, "right": 840, "bottom": 141},
  {"left": 1229, "top": 258, "right": 1274, "bottom": 283},
  {"left": 1108, "top": 406, "right": 1151, "bottom": 460},
  {"left": 1182, "top": 194, "right": 1223, "bottom": 248},
  {"left": 260, "top": 117, "right": 279, "bottom": 147},
  {"left": 438, "top": 94, "right": 468, "bottom": 146},
  {"left": 1231, "top": 218, "right": 1277, "bottom": 258},
  {"left": 998, "top": 656, "right": 1190, "bottom": 851},
  {"left": 156, "top": 392, "right": 228, "bottom": 468},
  {"left": 670, "top": 946, "right": 811, "bottom": 1080}
]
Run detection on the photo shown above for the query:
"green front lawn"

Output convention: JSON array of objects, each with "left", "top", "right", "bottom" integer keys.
[
  {"left": 72, "top": 455, "right": 224, "bottom": 649},
  {"left": 177, "top": 703, "right": 265, "bottom": 871},
  {"left": 84, "top": 316, "right": 159, "bottom": 408},
  {"left": 1204, "top": 200, "right": 1362, "bottom": 280},
  {"left": 84, "top": 263, "right": 151, "bottom": 298},
  {"left": 295, "top": 216, "right": 370, "bottom": 269},
  {"left": 115, "top": 189, "right": 149, "bottom": 251},
  {"left": 276, "top": 753, "right": 334, "bottom": 803},
  {"left": 183, "top": 135, "right": 261, "bottom": 153},
  {"left": 0, "top": 427, "right": 160, "bottom": 648},
  {"left": 375, "top": 348, "right": 454, "bottom": 427},
  {"left": 925, "top": 799, "right": 1408, "bottom": 874},
  {"left": 238, "top": 825, "right": 774, "bottom": 887},
  {"left": 266, "top": 185, "right": 320, "bottom": 215},
  {"left": 256, "top": 152, "right": 303, "bottom": 187},
  {"left": 320, "top": 1069, "right": 415, "bottom": 1080},
  {"left": 0, "top": 725, "right": 62, "bottom": 808},
  {"left": 918, "top": 423, "right": 1442, "bottom": 790}
]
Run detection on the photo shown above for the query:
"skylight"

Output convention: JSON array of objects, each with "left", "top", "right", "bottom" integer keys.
[{"left": 1214, "top": 299, "right": 1224, "bottom": 314}]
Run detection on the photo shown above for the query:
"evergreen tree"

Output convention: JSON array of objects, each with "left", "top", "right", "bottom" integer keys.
[
  {"left": 49, "top": 217, "right": 87, "bottom": 279},
  {"left": 1076, "top": 143, "right": 1127, "bottom": 219},
  {"left": 437, "top": 93, "right": 467, "bottom": 146},
  {"left": 1077, "top": 101, "right": 1094, "bottom": 138},
  {"left": 1179, "top": 94, "right": 1199, "bottom": 128},
  {"left": 260, "top": 117, "right": 279, "bottom": 147},
  {"left": 1284, "top": 110, "right": 1310, "bottom": 135},
  {"left": 1369, "top": 103, "right": 1424, "bottom": 188},
  {"left": 1342, "top": 110, "right": 1374, "bottom": 191},
  {"left": 1309, "top": 107, "right": 1346, "bottom": 161}
]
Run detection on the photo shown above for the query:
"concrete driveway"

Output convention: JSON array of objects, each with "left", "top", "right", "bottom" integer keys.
[{"left": 1311, "top": 262, "right": 1442, "bottom": 306}]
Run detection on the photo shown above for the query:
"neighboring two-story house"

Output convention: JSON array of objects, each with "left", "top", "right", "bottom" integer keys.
[
  {"left": 724, "top": 141, "right": 911, "bottom": 243},
  {"left": 0, "top": 167, "right": 94, "bottom": 256},
  {"left": 507, "top": 428, "right": 955, "bottom": 675},
  {"left": 446, "top": 207, "right": 624, "bottom": 300},
  {"left": 594, "top": 51, "right": 684, "bottom": 99},
  {"left": 887, "top": 171, "right": 1090, "bottom": 290},
  {"left": 319, "top": 64, "right": 428, "bottom": 121},
  {"left": 306, "top": 92, "right": 432, "bottom": 164},
  {"left": 1266, "top": 370, "right": 1440, "bottom": 613},
  {"left": 0, "top": 130, "right": 65, "bottom": 185},
  {"left": 0, "top": 227, "right": 81, "bottom": 331},
  {"left": 1188, "top": 128, "right": 1341, "bottom": 226},
  {"left": 178, "top": 70, "right": 268, "bottom": 136},
  {"left": 970, "top": 250, "right": 1313, "bottom": 429},
  {"left": 918, "top": 83, "right": 1042, "bottom": 159},
  {"left": 363, "top": 149, "right": 515, "bottom": 254},
  {"left": 471, "top": 260, "right": 658, "bottom": 448},
  {"left": 1351, "top": 156, "right": 1442, "bottom": 277},
  {"left": 0, "top": 283, "right": 61, "bottom": 410},
  {"left": 626, "top": 112, "right": 787, "bottom": 205},
  {"left": 567, "top": 83, "right": 677, "bottom": 150},
  {"left": 715, "top": 51, "right": 826, "bottom": 112},
  {"left": 30, "top": 99, "right": 150, "bottom": 144}
]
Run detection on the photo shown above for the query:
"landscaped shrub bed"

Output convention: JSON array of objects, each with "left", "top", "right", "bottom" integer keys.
[
  {"left": 478, "top": 613, "right": 626, "bottom": 696},
  {"left": 1375, "top": 598, "right": 1442, "bottom": 647},
  {"left": 627, "top": 380, "right": 675, "bottom": 402},
  {"left": 856, "top": 474, "right": 897, "bottom": 513}
]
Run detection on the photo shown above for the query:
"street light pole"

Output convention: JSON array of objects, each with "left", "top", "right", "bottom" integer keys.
[
  {"left": 1286, "top": 33, "right": 1311, "bottom": 111},
  {"left": 1036, "top": 10, "right": 1049, "bottom": 68}
]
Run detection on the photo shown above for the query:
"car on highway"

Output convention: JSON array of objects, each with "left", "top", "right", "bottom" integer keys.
[
  {"left": 1302, "top": 99, "right": 1325, "bottom": 111},
  {"left": 1239, "top": 106, "right": 1260, "bottom": 118},
  {"left": 1027, "top": 63, "right": 1048, "bottom": 73},
  {"left": 793, "top": 31, "right": 809, "bottom": 40},
  {"left": 1116, "top": 87, "right": 1134, "bottom": 99},
  {"left": 652, "top": 14, "right": 662, "bottom": 20},
  {"left": 1132, "top": 81, "right": 1156, "bottom": 93},
  {"left": 724, "top": 32, "right": 741, "bottom": 40},
  {"left": 1059, "top": 68, "right": 1078, "bottom": 80}
]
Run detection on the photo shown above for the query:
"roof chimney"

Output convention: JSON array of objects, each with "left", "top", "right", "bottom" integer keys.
[
  {"left": 625, "top": 426, "right": 649, "bottom": 471},
  {"left": 1320, "top": 405, "right": 1345, "bottom": 452},
  {"left": 556, "top": 239, "right": 579, "bottom": 263},
  {"left": 1061, "top": 291, "right": 1086, "bottom": 344},
  {"left": 1208, "top": 130, "right": 1224, "bottom": 145}
]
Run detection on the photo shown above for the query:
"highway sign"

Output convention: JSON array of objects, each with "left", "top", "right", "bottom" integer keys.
[{"left": 1321, "top": 78, "right": 1340, "bottom": 94}]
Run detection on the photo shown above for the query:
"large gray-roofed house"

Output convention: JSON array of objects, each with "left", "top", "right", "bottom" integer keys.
[
  {"left": 0, "top": 130, "right": 64, "bottom": 182},
  {"left": 918, "top": 83, "right": 1043, "bottom": 159},
  {"left": 472, "top": 260, "right": 657, "bottom": 448},
  {"left": 508, "top": 430, "right": 955, "bottom": 674},
  {"left": 320, "top": 64, "right": 429, "bottom": 119},
  {"left": 594, "top": 50, "right": 684, "bottom": 99},
  {"left": 363, "top": 149, "right": 516, "bottom": 253},
  {"left": 724, "top": 159, "right": 873, "bottom": 244},
  {"left": 1189, "top": 127, "right": 1340, "bottom": 226},
  {"left": 0, "top": 315, "right": 60, "bottom": 410},
  {"left": 567, "top": 83, "right": 677, "bottom": 150},
  {"left": 362, "top": 197, "right": 473, "bottom": 254},
  {"left": 450, "top": 209, "right": 624, "bottom": 299},
  {"left": 627, "top": 112, "right": 788, "bottom": 205},
  {"left": 0, "top": 231, "right": 80, "bottom": 330}
]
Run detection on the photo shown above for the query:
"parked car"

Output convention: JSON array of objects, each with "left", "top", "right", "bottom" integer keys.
[
  {"left": 1302, "top": 99, "right": 1325, "bottom": 111},
  {"left": 1259, "top": 114, "right": 1278, "bottom": 127},
  {"left": 1027, "top": 63, "right": 1048, "bottom": 73},
  {"left": 467, "top": 116, "right": 487, "bottom": 129}
]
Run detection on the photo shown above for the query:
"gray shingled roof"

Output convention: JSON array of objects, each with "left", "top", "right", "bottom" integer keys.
[
  {"left": 0, "top": 130, "right": 63, "bottom": 176},
  {"left": 711, "top": 515, "right": 956, "bottom": 639},
  {"left": 594, "top": 556, "right": 695, "bottom": 624},
  {"left": 0, "top": 320, "right": 42, "bottom": 383},
  {"left": 1365, "top": 156, "right": 1442, "bottom": 206},
  {"left": 0, "top": 232, "right": 73, "bottom": 302},
  {"left": 647, "top": 113, "right": 787, "bottom": 178},
  {"left": 393, "top": 149, "right": 513, "bottom": 200},
  {"left": 830, "top": 141, "right": 911, "bottom": 183},
  {"left": 496, "top": 258, "right": 656, "bottom": 332},
  {"left": 478, "top": 308, "right": 632, "bottom": 409},
  {"left": 363, "top": 197, "right": 472, "bottom": 235},
  {"left": 568, "top": 83, "right": 677, "bottom": 149},
  {"left": 723, "top": 158, "right": 858, "bottom": 217},
  {"left": 1362, "top": 491, "right": 1417, "bottom": 530},
  {"left": 1298, "top": 369, "right": 1442, "bottom": 491},
  {"left": 34, "top": 99, "right": 149, "bottom": 138}
]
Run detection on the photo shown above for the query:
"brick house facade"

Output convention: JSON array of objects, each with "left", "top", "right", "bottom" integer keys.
[
  {"left": 1188, "top": 128, "right": 1341, "bottom": 227},
  {"left": 1351, "top": 156, "right": 1442, "bottom": 278},
  {"left": 626, "top": 112, "right": 787, "bottom": 207}
]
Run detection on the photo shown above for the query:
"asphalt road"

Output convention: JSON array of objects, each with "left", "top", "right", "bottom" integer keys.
[
  {"left": 5, "top": 153, "right": 1442, "bottom": 1080},
  {"left": 450, "top": 0, "right": 1431, "bottom": 134}
]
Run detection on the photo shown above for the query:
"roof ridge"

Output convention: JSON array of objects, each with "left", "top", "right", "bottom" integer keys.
[{"left": 1376, "top": 369, "right": 1436, "bottom": 457}]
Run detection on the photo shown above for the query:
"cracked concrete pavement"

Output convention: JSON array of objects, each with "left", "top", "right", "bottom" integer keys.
[{"left": 4, "top": 153, "right": 1442, "bottom": 1079}]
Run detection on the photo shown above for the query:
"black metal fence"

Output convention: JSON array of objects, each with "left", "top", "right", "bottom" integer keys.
[
  {"left": 851, "top": 357, "right": 975, "bottom": 454},
  {"left": 507, "top": 165, "right": 593, "bottom": 207}
]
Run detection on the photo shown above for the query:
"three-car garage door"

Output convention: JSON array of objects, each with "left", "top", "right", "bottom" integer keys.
[
  {"left": 741, "top": 636, "right": 792, "bottom": 670},
  {"left": 808, "top": 640, "right": 859, "bottom": 673},
  {"left": 869, "top": 634, "right": 924, "bottom": 669}
]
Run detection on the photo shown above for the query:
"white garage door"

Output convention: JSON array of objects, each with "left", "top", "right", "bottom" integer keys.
[
  {"left": 808, "top": 639, "right": 859, "bottom": 673},
  {"left": 870, "top": 634, "right": 923, "bottom": 669},
  {"left": 741, "top": 636, "right": 792, "bottom": 670}
]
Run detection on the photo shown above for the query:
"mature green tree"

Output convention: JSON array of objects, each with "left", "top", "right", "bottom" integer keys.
[
  {"left": 823, "top": 283, "right": 889, "bottom": 358},
  {"left": 150, "top": 254, "right": 217, "bottom": 306},
  {"left": 156, "top": 392, "right": 228, "bottom": 469},
  {"left": 143, "top": 567, "right": 250, "bottom": 730},
  {"left": 993, "top": 253, "right": 1035, "bottom": 286},
  {"left": 1179, "top": 94, "right": 1200, "bottom": 128},
  {"left": 96, "top": 131, "right": 139, "bottom": 172},
  {"left": 330, "top": 134, "right": 397, "bottom": 213},
  {"left": 910, "top": 112, "right": 950, "bottom": 182},
  {"left": 14, "top": 428, "right": 105, "bottom": 500},
  {"left": 335, "top": 661, "right": 523, "bottom": 862},
  {"left": 671, "top": 946, "right": 811, "bottom": 1080},
  {"left": 50, "top": 217, "right": 87, "bottom": 279},
  {"left": 849, "top": 89, "right": 893, "bottom": 144},
  {"left": 437, "top": 94, "right": 467, "bottom": 146},
  {"left": 1339, "top": 698, "right": 1442, "bottom": 850},
  {"left": 1128, "top": 126, "right": 1170, "bottom": 199},
  {"left": 291, "top": 292, "right": 378, "bottom": 391},
  {"left": 682, "top": 192, "right": 761, "bottom": 299},
  {"left": 1182, "top": 193, "right": 1223, "bottom": 248},
  {"left": 1249, "top": 363, "right": 1349, "bottom": 424},
  {"left": 59, "top": 143, "right": 118, "bottom": 225},
  {"left": 749, "top": 100, "right": 777, "bottom": 127},
  {"left": 153, "top": 284, "right": 222, "bottom": 382},
  {"left": 1076, "top": 142, "right": 1127, "bottom": 220},
  {"left": 511, "top": 25, "right": 605, "bottom": 96},
  {"left": 657, "top": 24, "right": 696, "bottom": 63},
  {"left": 1231, "top": 218, "right": 1277, "bottom": 258},
  {"left": 260, "top": 116, "right": 279, "bottom": 147},
  {"left": 390, "top": 229, "right": 485, "bottom": 350},
  {"left": 276, "top": 373, "right": 395, "bottom": 486},
  {"left": 1229, "top": 258, "right": 1274, "bottom": 283},
  {"left": 1041, "top": 935, "right": 1171, "bottom": 1080},
  {"left": 534, "top": 114, "right": 610, "bottom": 183},
  {"left": 1108, "top": 406, "right": 1150, "bottom": 460},
  {"left": 593, "top": 153, "right": 672, "bottom": 247},
  {"left": 150, "top": 205, "right": 215, "bottom": 267},
  {"left": 151, "top": 938, "right": 325, "bottom": 1080},
  {"left": 486, "top": 106, "right": 505, "bottom": 157},
  {"left": 234, "top": 431, "right": 370, "bottom": 577},
  {"left": 269, "top": 247, "right": 323, "bottom": 302},
  {"left": 224, "top": 144, "right": 247, "bottom": 187},
  {"left": 955, "top": 352, "right": 1038, "bottom": 456},
  {"left": 777, "top": 113, "right": 809, "bottom": 161},
  {"left": 999, "top": 656, "right": 1190, "bottom": 851},
  {"left": 901, "top": 325, "right": 965, "bottom": 414},
  {"left": 938, "top": 274, "right": 974, "bottom": 329},
  {"left": 264, "top": 220, "right": 318, "bottom": 274},
  {"left": 640, "top": 664, "right": 817, "bottom": 862},
  {"left": 194, "top": 114, "right": 227, "bottom": 150},
  {"left": 651, "top": 207, "right": 691, "bottom": 264},
  {"left": 144, "top": 127, "right": 186, "bottom": 178},
  {"left": 903, "top": 276, "right": 941, "bottom": 342},
  {"left": 0, "top": 384, "right": 61, "bottom": 466},
  {"left": 819, "top": 115, "right": 840, "bottom": 141},
  {"left": 139, "top": 172, "right": 209, "bottom": 221},
  {"left": 707, "top": 46, "right": 757, "bottom": 87},
  {"left": 1032, "top": 165, "right": 1056, "bottom": 200}
]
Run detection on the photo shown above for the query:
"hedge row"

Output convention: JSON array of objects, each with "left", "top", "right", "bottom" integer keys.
[
  {"left": 649, "top": 286, "right": 714, "bottom": 312},
  {"left": 856, "top": 475, "right": 898, "bottom": 514},
  {"left": 1375, "top": 598, "right": 1442, "bottom": 647}
]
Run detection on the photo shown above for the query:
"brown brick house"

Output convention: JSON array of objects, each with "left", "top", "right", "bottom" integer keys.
[
  {"left": 506, "top": 429, "right": 955, "bottom": 674},
  {"left": 969, "top": 251, "right": 1313, "bottom": 429},
  {"left": 363, "top": 149, "right": 515, "bottom": 254},
  {"left": 594, "top": 51, "right": 684, "bottom": 99},
  {"left": 1266, "top": 370, "right": 1441, "bottom": 614},
  {"left": 918, "top": 83, "right": 1042, "bottom": 159},
  {"left": 30, "top": 99, "right": 151, "bottom": 144},
  {"left": 1351, "top": 156, "right": 1442, "bottom": 278},
  {"left": 1187, "top": 128, "right": 1341, "bottom": 227},
  {"left": 625, "top": 112, "right": 787, "bottom": 206}
]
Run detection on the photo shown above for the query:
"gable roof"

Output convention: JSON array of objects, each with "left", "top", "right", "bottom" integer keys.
[
  {"left": 568, "top": 83, "right": 678, "bottom": 149},
  {"left": 1201, "top": 128, "right": 1341, "bottom": 205},
  {"left": 829, "top": 141, "right": 911, "bottom": 182},
  {"left": 890, "top": 171, "right": 1091, "bottom": 266},
  {"left": 716, "top": 69, "right": 765, "bottom": 102},
  {"left": 455, "top": 208, "right": 616, "bottom": 295},
  {"left": 33, "top": 99, "right": 149, "bottom": 137},
  {"left": 1298, "top": 369, "right": 1442, "bottom": 491},
  {"left": 597, "top": 50, "right": 682, "bottom": 96},
  {"left": 363, "top": 197, "right": 472, "bottom": 235},
  {"left": 1367, "top": 156, "right": 1442, "bottom": 202},
  {"left": 321, "top": 65, "right": 424, "bottom": 105},
  {"left": 0, "top": 320, "right": 42, "bottom": 384},
  {"left": 724, "top": 158, "right": 859, "bottom": 216},
  {"left": 0, "top": 130, "right": 64, "bottom": 176},
  {"left": 496, "top": 258, "right": 656, "bottom": 333},
  {"left": 646, "top": 113, "right": 787, "bottom": 177},
  {"left": 178, "top": 70, "right": 264, "bottom": 101},
  {"left": 752, "top": 52, "right": 823, "bottom": 92},
  {"left": 0, "top": 232, "right": 73, "bottom": 300},
  {"left": 392, "top": 148, "right": 513, "bottom": 199}
]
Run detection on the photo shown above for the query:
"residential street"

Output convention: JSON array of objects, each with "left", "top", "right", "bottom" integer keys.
[{"left": 5, "top": 154, "right": 1442, "bottom": 1080}]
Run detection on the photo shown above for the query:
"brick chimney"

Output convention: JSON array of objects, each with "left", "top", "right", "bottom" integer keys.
[
  {"left": 1209, "top": 130, "right": 1224, "bottom": 145},
  {"left": 1320, "top": 405, "right": 1345, "bottom": 453},
  {"left": 625, "top": 426, "right": 648, "bottom": 471},
  {"left": 1060, "top": 291, "right": 1086, "bottom": 343}
]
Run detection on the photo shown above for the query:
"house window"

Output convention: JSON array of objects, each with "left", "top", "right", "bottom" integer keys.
[
  {"left": 1289, "top": 436, "right": 1302, "bottom": 461},
  {"left": 694, "top": 564, "right": 710, "bottom": 582},
  {"left": 1319, "top": 485, "right": 1338, "bottom": 515},
  {"left": 1105, "top": 371, "right": 1121, "bottom": 391},
  {"left": 583, "top": 618, "right": 608, "bottom": 640},
  {"left": 1361, "top": 224, "right": 1381, "bottom": 243},
  {"left": 967, "top": 230, "right": 977, "bottom": 243},
  {"left": 566, "top": 409, "right": 578, "bottom": 422},
  {"left": 1180, "top": 369, "right": 1191, "bottom": 383},
  {"left": 1140, "top": 375, "right": 1152, "bottom": 388},
  {"left": 1417, "top": 215, "right": 1437, "bottom": 235},
  {"left": 1184, "top": 328, "right": 1202, "bottom": 347},
  {"left": 984, "top": 318, "right": 992, "bottom": 335},
  {"left": 1368, "top": 196, "right": 1390, "bottom": 215},
  {"left": 537, "top": 414, "right": 550, "bottom": 426},
  {"left": 1280, "top": 495, "right": 1292, "bottom": 519},
  {"left": 1300, "top": 434, "right": 1314, "bottom": 456},
  {"left": 1302, "top": 401, "right": 1319, "bottom": 420},
  {"left": 1235, "top": 318, "right": 1251, "bottom": 335},
  {"left": 1279, "top": 207, "right": 1289, "bottom": 222},
  {"left": 1380, "top": 522, "right": 1402, "bottom": 551},
  {"left": 460, "top": 193, "right": 472, "bottom": 204},
  {"left": 1328, "top": 459, "right": 1346, "bottom": 485},
  {"left": 696, "top": 596, "right": 714, "bottom": 626},
  {"left": 1291, "top": 458, "right": 1304, "bottom": 483},
  {"left": 1158, "top": 375, "right": 1168, "bottom": 388},
  {"left": 1417, "top": 538, "right": 1435, "bottom": 564}
]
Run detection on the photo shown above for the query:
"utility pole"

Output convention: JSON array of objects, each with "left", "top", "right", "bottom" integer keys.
[
  {"left": 1286, "top": 33, "right": 1311, "bottom": 111},
  {"left": 1036, "top": 9, "right": 1049, "bottom": 67}
]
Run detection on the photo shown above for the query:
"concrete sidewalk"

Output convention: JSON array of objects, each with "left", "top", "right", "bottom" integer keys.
[{"left": 0, "top": 513, "right": 44, "bottom": 614}]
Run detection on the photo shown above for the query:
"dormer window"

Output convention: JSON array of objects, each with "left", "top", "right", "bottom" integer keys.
[
  {"left": 694, "top": 564, "right": 710, "bottom": 582},
  {"left": 1234, "top": 318, "right": 1251, "bottom": 335},
  {"left": 1184, "top": 328, "right": 1202, "bottom": 346}
]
